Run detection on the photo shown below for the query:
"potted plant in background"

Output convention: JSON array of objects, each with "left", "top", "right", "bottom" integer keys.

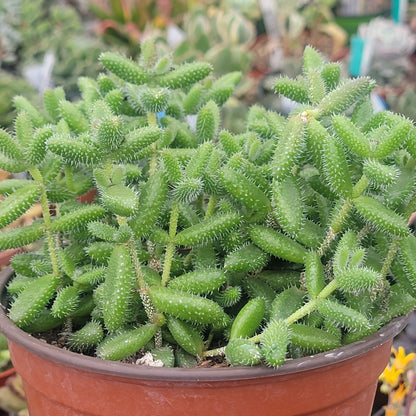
[{"left": 0, "top": 39, "right": 415, "bottom": 415}]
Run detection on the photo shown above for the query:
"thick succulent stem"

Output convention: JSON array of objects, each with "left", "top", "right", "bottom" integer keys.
[
  {"left": 356, "top": 223, "right": 373, "bottom": 243},
  {"left": 161, "top": 201, "right": 180, "bottom": 286},
  {"left": 118, "top": 215, "right": 157, "bottom": 339},
  {"left": 318, "top": 201, "right": 349, "bottom": 256},
  {"left": 28, "top": 167, "right": 60, "bottom": 276},
  {"left": 64, "top": 166, "right": 75, "bottom": 192},
  {"left": 147, "top": 112, "right": 158, "bottom": 176},
  {"left": 127, "top": 236, "right": 163, "bottom": 348},
  {"left": 284, "top": 279, "right": 338, "bottom": 325},
  {"left": 352, "top": 175, "right": 369, "bottom": 198},
  {"left": 203, "top": 345, "right": 225, "bottom": 358},
  {"left": 127, "top": 239, "right": 148, "bottom": 291},
  {"left": 147, "top": 112, "right": 157, "bottom": 126},
  {"left": 319, "top": 173, "right": 370, "bottom": 257},
  {"left": 204, "top": 278, "right": 340, "bottom": 358},
  {"left": 381, "top": 237, "right": 400, "bottom": 280},
  {"left": 205, "top": 195, "right": 217, "bottom": 219}
]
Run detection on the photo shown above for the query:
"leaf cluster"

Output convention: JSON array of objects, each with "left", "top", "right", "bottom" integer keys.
[{"left": 1, "top": 44, "right": 416, "bottom": 368}]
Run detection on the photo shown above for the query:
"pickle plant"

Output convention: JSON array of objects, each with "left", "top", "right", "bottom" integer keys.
[{"left": 1, "top": 42, "right": 416, "bottom": 368}]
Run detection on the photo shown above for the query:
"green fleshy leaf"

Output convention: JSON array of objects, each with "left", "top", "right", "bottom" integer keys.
[
  {"left": 100, "top": 52, "right": 149, "bottom": 85},
  {"left": 0, "top": 184, "right": 41, "bottom": 229}
]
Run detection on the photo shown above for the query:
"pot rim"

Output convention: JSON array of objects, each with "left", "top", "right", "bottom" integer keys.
[{"left": 0, "top": 266, "right": 410, "bottom": 382}]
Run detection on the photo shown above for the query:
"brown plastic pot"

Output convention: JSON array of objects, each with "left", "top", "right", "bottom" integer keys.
[{"left": 0, "top": 267, "right": 409, "bottom": 416}]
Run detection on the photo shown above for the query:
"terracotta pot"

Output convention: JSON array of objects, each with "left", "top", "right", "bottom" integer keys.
[
  {"left": 0, "top": 249, "right": 22, "bottom": 270},
  {"left": 0, "top": 267, "right": 409, "bottom": 416},
  {"left": 76, "top": 188, "right": 98, "bottom": 204}
]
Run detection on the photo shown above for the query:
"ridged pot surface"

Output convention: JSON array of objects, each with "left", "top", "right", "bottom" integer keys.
[{"left": 0, "top": 267, "right": 409, "bottom": 416}]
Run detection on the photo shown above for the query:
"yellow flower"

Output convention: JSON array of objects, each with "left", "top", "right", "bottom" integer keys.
[
  {"left": 380, "top": 365, "right": 403, "bottom": 388},
  {"left": 153, "top": 16, "right": 167, "bottom": 28},
  {"left": 384, "top": 405, "right": 399, "bottom": 416},
  {"left": 390, "top": 382, "right": 409, "bottom": 405},
  {"left": 392, "top": 346, "right": 416, "bottom": 371}
]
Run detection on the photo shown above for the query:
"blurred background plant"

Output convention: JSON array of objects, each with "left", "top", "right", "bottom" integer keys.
[
  {"left": 173, "top": 4, "right": 256, "bottom": 76},
  {"left": 85, "top": 0, "right": 349, "bottom": 118},
  {"left": 0, "top": 334, "right": 11, "bottom": 373},
  {"left": 0, "top": 0, "right": 21, "bottom": 69},
  {"left": 0, "top": 0, "right": 37, "bottom": 128},
  {"left": 16, "top": 0, "right": 106, "bottom": 98},
  {"left": 169, "top": 2, "right": 258, "bottom": 132},
  {"left": 0, "top": 0, "right": 109, "bottom": 127},
  {"left": 0, "top": 373, "right": 28, "bottom": 416},
  {"left": 385, "top": 86, "right": 416, "bottom": 124},
  {"left": 88, "top": 0, "right": 190, "bottom": 57},
  {"left": 0, "top": 72, "right": 36, "bottom": 128},
  {"left": 273, "top": 0, "right": 346, "bottom": 58},
  {"left": 0, "top": 334, "right": 27, "bottom": 416}
]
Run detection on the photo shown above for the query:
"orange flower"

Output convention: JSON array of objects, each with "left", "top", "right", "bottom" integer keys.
[
  {"left": 390, "top": 382, "right": 409, "bottom": 405},
  {"left": 392, "top": 347, "right": 416, "bottom": 371},
  {"left": 380, "top": 365, "right": 403, "bottom": 389}
]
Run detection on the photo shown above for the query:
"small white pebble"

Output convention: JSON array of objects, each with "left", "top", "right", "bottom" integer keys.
[{"left": 136, "top": 352, "right": 164, "bottom": 367}]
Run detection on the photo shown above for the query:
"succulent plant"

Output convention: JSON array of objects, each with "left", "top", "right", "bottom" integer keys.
[
  {"left": 0, "top": 42, "right": 416, "bottom": 368},
  {"left": 174, "top": 6, "right": 256, "bottom": 76}
]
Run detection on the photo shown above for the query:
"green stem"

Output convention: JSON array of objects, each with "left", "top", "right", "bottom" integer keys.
[
  {"left": 116, "top": 216, "right": 148, "bottom": 291},
  {"left": 380, "top": 237, "right": 400, "bottom": 280},
  {"left": 124, "top": 223, "right": 159, "bottom": 345},
  {"left": 64, "top": 166, "right": 75, "bottom": 192},
  {"left": 168, "top": 202, "right": 180, "bottom": 240},
  {"left": 203, "top": 345, "right": 225, "bottom": 358},
  {"left": 161, "top": 201, "right": 180, "bottom": 286},
  {"left": 147, "top": 112, "right": 159, "bottom": 176},
  {"left": 149, "top": 148, "right": 158, "bottom": 176},
  {"left": 203, "top": 280, "right": 340, "bottom": 358},
  {"left": 284, "top": 279, "right": 338, "bottom": 325},
  {"left": 204, "top": 330, "right": 215, "bottom": 350},
  {"left": 127, "top": 239, "right": 148, "bottom": 291},
  {"left": 147, "top": 113, "right": 157, "bottom": 126},
  {"left": 196, "top": 194, "right": 203, "bottom": 214},
  {"left": 249, "top": 280, "right": 339, "bottom": 345},
  {"left": 205, "top": 196, "right": 217, "bottom": 219},
  {"left": 356, "top": 223, "right": 373, "bottom": 243},
  {"left": 330, "top": 198, "right": 353, "bottom": 234},
  {"left": 29, "top": 167, "right": 60, "bottom": 276},
  {"left": 318, "top": 199, "right": 353, "bottom": 257},
  {"left": 352, "top": 175, "right": 369, "bottom": 199},
  {"left": 154, "top": 330, "right": 163, "bottom": 349}
]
